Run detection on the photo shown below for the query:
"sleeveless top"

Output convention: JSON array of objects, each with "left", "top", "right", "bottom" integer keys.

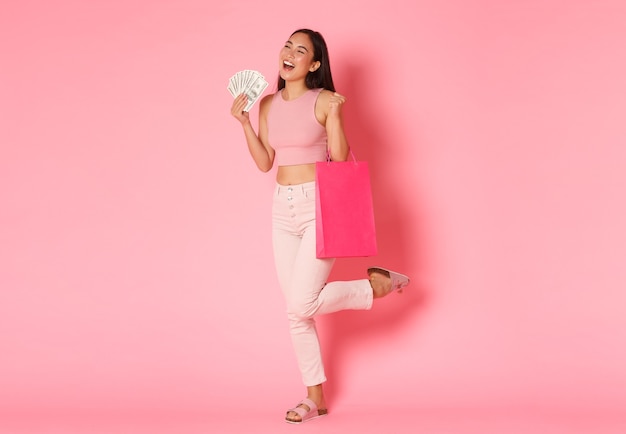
[{"left": 267, "top": 88, "right": 328, "bottom": 166}]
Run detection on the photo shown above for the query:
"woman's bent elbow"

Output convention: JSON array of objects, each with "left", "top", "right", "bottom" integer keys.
[{"left": 258, "top": 162, "right": 273, "bottom": 172}]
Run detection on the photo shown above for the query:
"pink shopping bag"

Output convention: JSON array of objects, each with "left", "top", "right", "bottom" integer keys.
[{"left": 315, "top": 153, "right": 378, "bottom": 258}]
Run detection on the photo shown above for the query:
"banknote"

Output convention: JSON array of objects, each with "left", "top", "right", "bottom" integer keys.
[{"left": 227, "top": 70, "right": 269, "bottom": 111}]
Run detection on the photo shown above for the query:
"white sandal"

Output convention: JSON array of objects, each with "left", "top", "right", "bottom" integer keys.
[
  {"left": 367, "top": 267, "right": 410, "bottom": 292},
  {"left": 285, "top": 398, "right": 328, "bottom": 424}
]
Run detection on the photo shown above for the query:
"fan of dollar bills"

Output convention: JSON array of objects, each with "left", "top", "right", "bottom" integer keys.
[{"left": 227, "top": 69, "right": 269, "bottom": 112}]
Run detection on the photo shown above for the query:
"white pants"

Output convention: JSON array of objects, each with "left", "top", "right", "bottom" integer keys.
[{"left": 272, "top": 181, "right": 373, "bottom": 386}]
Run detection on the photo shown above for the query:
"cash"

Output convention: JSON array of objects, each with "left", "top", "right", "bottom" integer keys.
[{"left": 227, "top": 70, "right": 269, "bottom": 112}]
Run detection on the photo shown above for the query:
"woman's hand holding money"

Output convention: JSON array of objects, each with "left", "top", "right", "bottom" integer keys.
[{"left": 231, "top": 93, "right": 251, "bottom": 125}]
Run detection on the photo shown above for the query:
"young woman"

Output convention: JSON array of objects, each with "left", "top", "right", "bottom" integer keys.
[{"left": 230, "top": 29, "right": 410, "bottom": 424}]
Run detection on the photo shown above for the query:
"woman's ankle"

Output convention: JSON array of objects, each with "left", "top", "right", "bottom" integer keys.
[{"left": 306, "top": 385, "right": 325, "bottom": 406}]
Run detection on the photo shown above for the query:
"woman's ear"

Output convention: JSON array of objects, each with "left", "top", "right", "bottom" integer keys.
[{"left": 309, "top": 61, "right": 321, "bottom": 72}]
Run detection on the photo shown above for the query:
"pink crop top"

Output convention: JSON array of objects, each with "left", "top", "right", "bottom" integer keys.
[{"left": 267, "top": 88, "right": 328, "bottom": 166}]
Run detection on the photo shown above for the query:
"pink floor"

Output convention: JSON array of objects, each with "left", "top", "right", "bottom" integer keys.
[{"left": 2, "top": 407, "right": 625, "bottom": 434}]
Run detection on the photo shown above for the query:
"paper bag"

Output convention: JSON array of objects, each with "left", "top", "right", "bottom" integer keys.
[{"left": 315, "top": 157, "right": 377, "bottom": 258}]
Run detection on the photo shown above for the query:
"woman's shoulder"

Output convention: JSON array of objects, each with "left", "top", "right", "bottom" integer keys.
[
  {"left": 315, "top": 88, "right": 335, "bottom": 102},
  {"left": 259, "top": 92, "right": 277, "bottom": 117},
  {"left": 317, "top": 88, "right": 335, "bottom": 96},
  {"left": 261, "top": 91, "right": 280, "bottom": 106}
]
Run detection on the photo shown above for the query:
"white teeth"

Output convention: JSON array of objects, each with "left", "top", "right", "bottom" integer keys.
[{"left": 284, "top": 61, "right": 294, "bottom": 67}]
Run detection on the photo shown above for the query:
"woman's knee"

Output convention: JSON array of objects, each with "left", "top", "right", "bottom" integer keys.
[{"left": 286, "top": 297, "right": 317, "bottom": 319}]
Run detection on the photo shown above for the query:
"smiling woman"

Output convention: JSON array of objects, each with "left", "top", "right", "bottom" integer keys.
[
  {"left": 277, "top": 31, "right": 335, "bottom": 95},
  {"left": 3, "top": 1, "right": 626, "bottom": 432},
  {"left": 228, "top": 28, "right": 411, "bottom": 425}
]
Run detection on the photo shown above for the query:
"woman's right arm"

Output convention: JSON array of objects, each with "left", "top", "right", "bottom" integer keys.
[{"left": 231, "top": 93, "right": 275, "bottom": 172}]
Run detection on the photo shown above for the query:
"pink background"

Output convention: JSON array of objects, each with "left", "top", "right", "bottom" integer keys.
[{"left": 1, "top": 1, "right": 625, "bottom": 433}]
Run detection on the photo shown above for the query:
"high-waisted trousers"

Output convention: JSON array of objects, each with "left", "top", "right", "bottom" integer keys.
[{"left": 272, "top": 181, "right": 373, "bottom": 386}]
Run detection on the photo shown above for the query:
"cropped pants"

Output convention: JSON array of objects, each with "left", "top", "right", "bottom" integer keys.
[{"left": 272, "top": 181, "right": 373, "bottom": 386}]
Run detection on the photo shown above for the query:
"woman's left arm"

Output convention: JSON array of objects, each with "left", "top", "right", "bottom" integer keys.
[{"left": 324, "top": 91, "right": 350, "bottom": 162}]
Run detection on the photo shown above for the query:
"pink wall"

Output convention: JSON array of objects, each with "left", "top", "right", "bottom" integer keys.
[{"left": 1, "top": 0, "right": 625, "bottom": 431}]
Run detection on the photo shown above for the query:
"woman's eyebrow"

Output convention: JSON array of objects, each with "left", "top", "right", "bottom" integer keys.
[{"left": 286, "top": 40, "right": 309, "bottom": 52}]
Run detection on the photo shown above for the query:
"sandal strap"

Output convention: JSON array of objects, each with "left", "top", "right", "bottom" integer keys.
[
  {"left": 299, "top": 398, "right": 317, "bottom": 412},
  {"left": 289, "top": 406, "right": 308, "bottom": 418},
  {"left": 288, "top": 398, "right": 318, "bottom": 418}
]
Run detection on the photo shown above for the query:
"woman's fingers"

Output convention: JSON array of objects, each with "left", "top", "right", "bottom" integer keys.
[
  {"left": 230, "top": 93, "right": 250, "bottom": 119},
  {"left": 231, "top": 93, "right": 247, "bottom": 111},
  {"left": 332, "top": 92, "right": 346, "bottom": 103},
  {"left": 329, "top": 92, "right": 346, "bottom": 115}
]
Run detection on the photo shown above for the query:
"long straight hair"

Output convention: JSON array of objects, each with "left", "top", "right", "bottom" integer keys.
[{"left": 277, "top": 29, "right": 336, "bottom": 92}]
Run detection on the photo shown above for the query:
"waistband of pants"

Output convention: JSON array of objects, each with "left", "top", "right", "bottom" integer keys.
[{"left": 274, "top": 181, "right": 316, "bottom": 196}]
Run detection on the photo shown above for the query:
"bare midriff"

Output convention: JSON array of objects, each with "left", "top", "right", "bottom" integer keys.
[{"left": 276, "top": 163, "right": 316, "bottom": 185}]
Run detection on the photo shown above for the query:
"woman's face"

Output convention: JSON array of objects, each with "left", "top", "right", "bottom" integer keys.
[{"left": 278, "top": 32, "right": 319, "bottom": 82}]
